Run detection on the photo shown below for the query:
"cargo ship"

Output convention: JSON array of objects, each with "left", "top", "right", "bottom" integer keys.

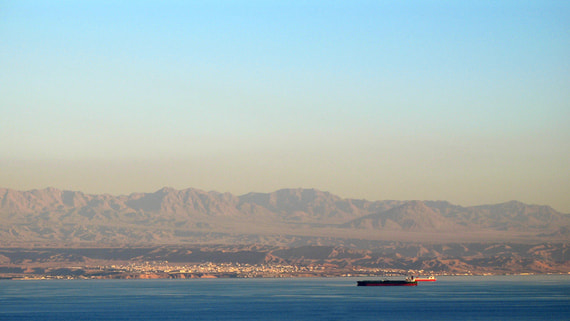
[
  {"left": 415, "top": 276, "right": 436, "bottom": 282},
  {"left": 357, "top": 276, "right": 418, "bottom": 286}
]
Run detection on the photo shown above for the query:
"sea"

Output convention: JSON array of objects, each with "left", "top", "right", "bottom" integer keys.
[{"left": 1, "top": 275, "right": 569, "bottom": 320}]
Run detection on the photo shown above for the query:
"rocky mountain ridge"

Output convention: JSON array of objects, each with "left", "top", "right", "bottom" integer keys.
[{"left": 1, "top": 187, "right": 568, "bottom": 246}]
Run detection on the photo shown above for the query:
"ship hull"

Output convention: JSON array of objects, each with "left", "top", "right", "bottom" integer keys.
[{"left": 357, "top": 280, "right": 418, "bottom": 286}]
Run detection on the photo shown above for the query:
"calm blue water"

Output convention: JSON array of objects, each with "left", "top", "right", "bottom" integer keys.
[{"left": 1, "top": 276, "right": 569, "bottom": 320}]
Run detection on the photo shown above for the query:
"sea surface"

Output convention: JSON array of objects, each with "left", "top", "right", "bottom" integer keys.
[{"left": 1, "top": 275, "right": 569, "bottom": 320}]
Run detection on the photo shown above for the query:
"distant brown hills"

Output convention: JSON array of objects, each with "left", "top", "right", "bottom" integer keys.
[
  {"left": 1, "top": 243, "right": 569, "bottom": 275},
  {"left": 1, "top": 187, "right": 568, "bottom": 247}
]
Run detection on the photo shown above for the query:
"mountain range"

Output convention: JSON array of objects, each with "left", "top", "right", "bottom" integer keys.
[{"left": 1, "top": 187, "right": 568, "bottom": 247}]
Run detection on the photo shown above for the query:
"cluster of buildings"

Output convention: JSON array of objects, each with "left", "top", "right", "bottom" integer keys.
[
  {"left": 100, "top": 261, "right": 334, "bottom": 278},
  {"left": 1, "top": 261, "right": 445, "bottom": 280}
]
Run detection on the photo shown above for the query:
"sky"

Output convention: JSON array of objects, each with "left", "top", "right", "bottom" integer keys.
[{"left": 1, "top": 1, "right": 569, "bottom": 212}]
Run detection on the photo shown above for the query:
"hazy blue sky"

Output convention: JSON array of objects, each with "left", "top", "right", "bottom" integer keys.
[{"left": 1, "top": 1, "right": 569, "bottom": 211}]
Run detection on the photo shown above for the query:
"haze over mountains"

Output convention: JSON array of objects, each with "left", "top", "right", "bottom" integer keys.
[{"left": 1, "top": 187, "right": 568, "bottom": 247}]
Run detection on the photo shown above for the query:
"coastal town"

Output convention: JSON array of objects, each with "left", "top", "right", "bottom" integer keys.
[{"left": 0, "top": 261, "right": 463, "bottom": 280}]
